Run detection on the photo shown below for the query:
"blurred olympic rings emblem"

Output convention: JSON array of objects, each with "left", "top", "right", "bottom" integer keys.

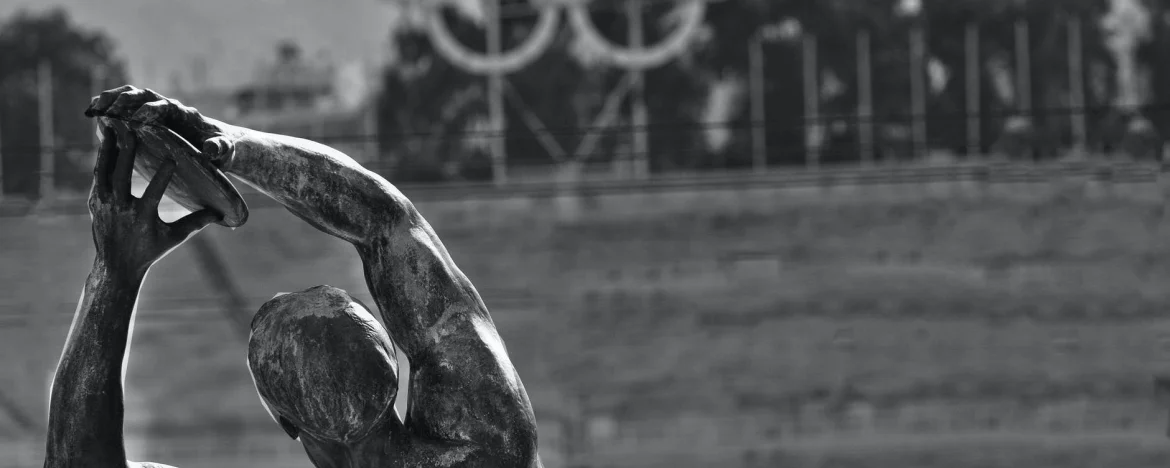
[{"left": 423, "top": 0, "right": 709, "bottom": 74}]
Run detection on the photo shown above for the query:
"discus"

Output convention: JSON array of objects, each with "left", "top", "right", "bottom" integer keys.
[{"left": 100, "top": 117, "right": 249, "bottom": 227}]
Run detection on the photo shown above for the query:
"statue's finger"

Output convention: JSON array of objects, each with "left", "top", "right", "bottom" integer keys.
[
  {"left": 202, "top": 136, "right": 235, "bottom": 165},
  {"left": 83, "top": 95, "right": 100, "bottom": 117},
  {"left": 111, "top": 124, "right": 138, "bottom": 202},
  {"left": 92, "top": 125, "right": 117, "bottom": 198},
  {"left": 169, "top": 208, "right": 223, "bottom": 239},
  {"left": 140, "top": 88, "right": 166, "bottom": 102},
  {"left": 130, "top": 100, "right": 178, "bottom": 126},
  {"left": 141, "top": 159, "right": 177, "bottom": 212},
  {"left": 85, "top": 85, "right": 136, "bottom": 117},
  {"left": 106, "top": 89, "right": 152, "bottom": 119}
]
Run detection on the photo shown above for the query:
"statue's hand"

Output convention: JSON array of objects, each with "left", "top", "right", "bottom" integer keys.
[
  {"left": 88, "top": 122, "right": 223, "bottom": 277},
  {"left": 84, "top": 85, "right": 237, "bottom": 167}
]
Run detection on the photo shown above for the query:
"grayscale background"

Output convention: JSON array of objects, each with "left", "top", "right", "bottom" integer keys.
[{"left": 1, "top": 0, "right": 1170, "bottom": 466}]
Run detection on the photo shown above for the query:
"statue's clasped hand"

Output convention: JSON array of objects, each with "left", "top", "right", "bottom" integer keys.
[
  {"left": 85, "top": 85, "right": 237, "bottom": 167},
  {"left": 88, "top": 123, "right": 223, "bottom": 276}
]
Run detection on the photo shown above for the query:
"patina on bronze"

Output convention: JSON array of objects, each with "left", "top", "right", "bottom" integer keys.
[
  {"left": 44, "top": 122, "right": 223, "bottom": 468},
  {"left": 45, "top": 86, "right": 541, "bottom": 468},
  {"left": 97, "top": 117, "right": 249, "bottom": 227}
]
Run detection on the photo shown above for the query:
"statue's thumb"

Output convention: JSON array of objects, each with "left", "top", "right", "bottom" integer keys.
[{"left": 202, "top": 136, "right": 235, "bottom": 165}]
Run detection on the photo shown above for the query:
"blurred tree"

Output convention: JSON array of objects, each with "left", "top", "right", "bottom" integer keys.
[
  {"left": 0, "top": 7, "right": 128, "bottom": 197},
  {"left": 1139, "top": 0, "right": 1170, "bottom": 154},
  {"left": 378, "top": 5, "right": 493, "bottom": 183}
]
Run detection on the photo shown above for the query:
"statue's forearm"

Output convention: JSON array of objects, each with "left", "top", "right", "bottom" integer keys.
[
  {"left": 220, "top": 124, "right": 499, "bottom": 354},
  {"left": 220, "top": 125, "right": 409, "bottom": 245},
  {"left": 45, "top": 259, "right": 143, "bottom": 467}
]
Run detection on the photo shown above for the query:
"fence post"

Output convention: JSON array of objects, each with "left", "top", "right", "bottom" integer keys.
[
  {"left": 1068, "top": 17, "right": 1087, "bottom": 155},
  {"left": 363, "top": 102, "right": 379, "bottom": 164},
  {"left": 486, "top": 0, "right": 508, "bottom": 186},
  {"left": 0, "top": 77, "right": 4, "bottom": 199},
  {"left": 909, "top": 25, "right": 927, "bottom": 161},
  {"left": 802, "top": 35, "right": 819, "bottom": 168},
  {"left": 965, "top": 23, "right": 981, "bottom": 157},
  {"left": 857, "top": 29, "right": 874, "bottom": 165},
  {"left": 749, "top": 32, "right": 767, "bottom": 172},
  {"left": 38, "top": 60, "right": 54, "bottom": 203},
  {"left": 1015, "top": 19, "right": 1032, "bottom": 117},
  {"left": 627, "top": 0, "right": 650, "bottom": 178}
]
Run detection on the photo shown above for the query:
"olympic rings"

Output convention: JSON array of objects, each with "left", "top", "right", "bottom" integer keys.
[
  {"left": 566, "top": 0, "right": 707, "bottom": 70},
  {"left": 423, "top": 0, "right": 708, "bottom": 75},
  {"left": 426, "top": 0, "right": 562, "bottom": 75}
]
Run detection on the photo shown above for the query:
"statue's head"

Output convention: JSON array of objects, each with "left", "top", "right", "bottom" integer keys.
[{"left": 247, "top": 285, "right": 399, "bottom": 445}]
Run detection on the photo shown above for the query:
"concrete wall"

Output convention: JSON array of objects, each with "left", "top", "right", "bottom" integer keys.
[{"left": 3, "top": 167, "right": 1170, "bottom": 466}]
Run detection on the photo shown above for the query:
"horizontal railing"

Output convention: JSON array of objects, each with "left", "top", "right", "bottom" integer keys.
[{"left": 3, "top": 160, "right": 1166, "bottom": 218}]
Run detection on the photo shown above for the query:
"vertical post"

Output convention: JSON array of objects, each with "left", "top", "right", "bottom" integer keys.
[
  {"left": 749, "top": 33, "right": 767, "bottom": 172},
  {"left": 1068, "top": 17, "right": 1087, "bottom": 153},
  {"left": 1015, "top": 19, "right": 1031, "bottom": 116},
  {"left": 486, "top": 0, "right": 508, "bottom": 185},
  {"left": 909, "top": 25, "right": 927, "bottom": 161},
  {"left": 965, "top": 23, "right": 981, "bottom": 156},
  {"left": 0, "top": 78, "right": 5, "bottom": 198},
  {"left": 311, "top": 116, "right": 326, "bottom": 143},
  {"left": 364, "top": 103, "right": 379, "bottom": 165},
  {"left": 857, "top": 29, "right": 874, "bottom": 165},
  {"left": 628, "top": 0, "right": 650, "bottom": 178},
  {"left": 38, "top": 60, "right": 54, "bottom": 203},
  {"left": 802, "top": 35, "right": 820, "bottom": 168}
]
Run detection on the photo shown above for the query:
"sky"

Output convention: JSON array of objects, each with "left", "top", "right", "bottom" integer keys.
[{"left": 0, "top": 0, "right": 400, "bottom": 93}]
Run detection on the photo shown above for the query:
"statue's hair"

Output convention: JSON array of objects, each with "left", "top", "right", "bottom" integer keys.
[{"left": 247, "top": 285, "right": 399, "bottom": 443}]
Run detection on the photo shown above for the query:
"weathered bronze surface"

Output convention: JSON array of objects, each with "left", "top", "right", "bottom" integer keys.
[
  {"left": 97, "top": 117, "right": 248, "bottom": 227},
  {"left": 45, "top": 86, "right": 541, "bottom": 467}
]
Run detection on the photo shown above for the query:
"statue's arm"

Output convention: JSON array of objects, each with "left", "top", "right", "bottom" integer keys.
[
  {"left": 216, "top": 124, "right": 413, "bottom": 245},
  {"left": 44, "top": 260, "right": 145, "bottom": 468},
  {"left": 45, "top": 122, "right": 215, "bottom": 468},
  {"left": 82, "top": 85, "right": 409, "bottom": 245},
  {"left": 219, "top": 133, "right": 545, "bottom": 462},
  {"left": 218, "top": 122, "right": 541, "bottom": 462},
  {"left": 83, "top": 87, "right": 540, "bottom": 463},
  {"left": 44, "top": 266, "right": 181, "bottom": 468}
]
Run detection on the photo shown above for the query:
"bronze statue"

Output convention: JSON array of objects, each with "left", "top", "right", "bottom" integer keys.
[{"left": 43, "top": 86, "right": 541, "bottom": 468}]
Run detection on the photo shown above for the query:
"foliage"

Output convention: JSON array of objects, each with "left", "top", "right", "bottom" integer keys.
[
  {"left": 379, "top": 21, "right": 487, "bottom": 183},
  {"left": 0, "top": 7, "right": 128, "bottom": 197}
]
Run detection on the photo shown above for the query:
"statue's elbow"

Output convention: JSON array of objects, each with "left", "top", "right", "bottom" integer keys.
[{"left": 353, "top": 191, "right": 415, "bottom": 245}]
